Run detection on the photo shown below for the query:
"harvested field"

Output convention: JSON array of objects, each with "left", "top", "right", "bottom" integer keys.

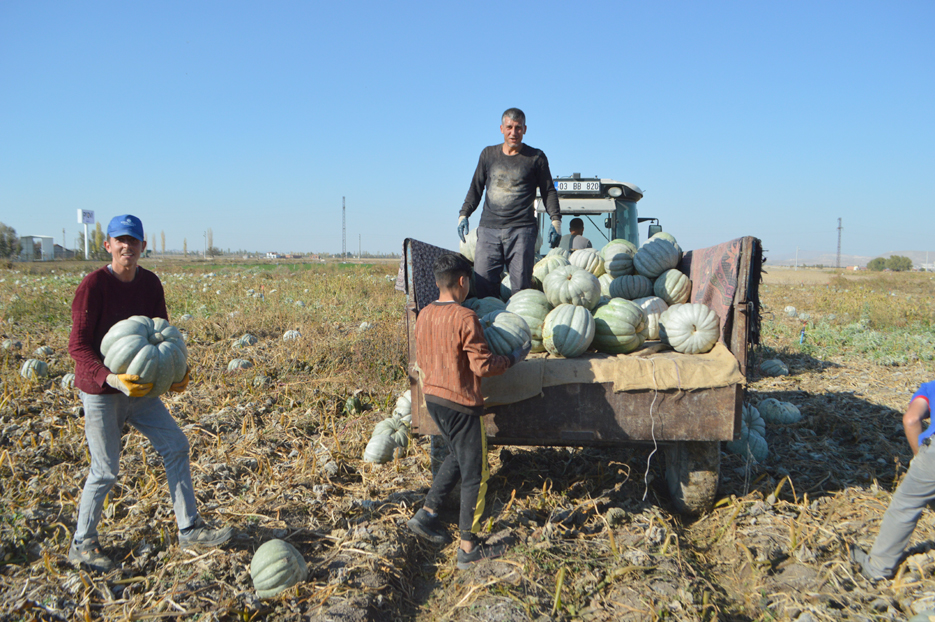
[{"left": 1, "top": 259, "right": 934, "bottom": 621}]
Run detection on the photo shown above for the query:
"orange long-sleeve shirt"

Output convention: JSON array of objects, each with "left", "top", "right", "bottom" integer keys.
[{"left": 414, "top": 301, "right": 511, "bottom": 415}]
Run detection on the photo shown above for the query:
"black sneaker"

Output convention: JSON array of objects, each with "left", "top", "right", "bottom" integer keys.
[
  {"left": 407, "top": 509, "right": 448, "bottom": 545},
  {"left": 68, "top": 538, "right": 114, "bottom": 573},
  {"left": 457, "top": 539, "right": 508, "bottom": 570}
]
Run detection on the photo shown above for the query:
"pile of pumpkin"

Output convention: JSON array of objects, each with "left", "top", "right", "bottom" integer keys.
[
  {"left": 726, "top": 398, "right": 802, "bottom": 462},
  {"left": 362, "top": 390, "right": 412, "bottom": 464},
  {"left": 462, "top": 232, "right": 721, "bottom": 359}
]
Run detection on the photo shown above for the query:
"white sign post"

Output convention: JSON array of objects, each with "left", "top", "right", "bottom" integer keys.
[{"left": 77, "top": 210, "right": 94, "bottom": 259}]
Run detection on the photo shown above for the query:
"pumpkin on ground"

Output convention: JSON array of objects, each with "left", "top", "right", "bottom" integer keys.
[
  {"left": 233, "top": 333, "right": 258, "bottom": 348},
  {"left": 363, "top": 435, "right": 398, "bottom": 463},
  {"left": 726, "top": 425, "right": 768, "bottom": 462},
  {"left": 659, "top": 303, "right": 720, "bottom": 354},
  {"left": 20, "top": 359, "right": 49, "bottom": 380},
  {"left": 2, "top": 339, "right": 22, "bottom": 350},
  {"left": 394, "top": 390, "right": 412, "bottom": 419},
  {"left": 506, "top": 289, "right": 552, "bottom": 353},
  {"left": 479, "top": 310, "right": 532, "bottom": 356},
  {"left": 228, "top": 359, "right": 253, "bottom": 371},
  {"left": 542, "top": 266, "right": 601, "bottom": 310},
  {"left": 653, "top": 269, "right": 692, "bottom": 306},
  {"left": 101, "top": 316, "right": 188, "bottom": 397},
  {"left": 283, "top": 330, "right": 302, "bottom": 341},
  {"left": 632, "top": 296, "right": 669, "bottom": 341},
  {"left": 742, "top": 403, "right": 766, "bottom": 437},
  {"left": 459, "top": 228, "right": 478, "bottom": 262},
  {"left": 569, "top": 248, "right": 605, "bottom": 277},
  {"left": 633, "top": 237, "right": 680, "bottom": 279},
  {"left": 592, "top": 298, "right": 646, "bottom": 354},
  {"left": 533, "top": 254, "right": 570, "bottom": 285},
  {"left": 757, "top": 398, "right": 802, "bottom": 424},
  {"left": 725, "top": 403, "right": 768, "bottom": 461},
  {"left": 463, "top": 296, "right": 506, "bottom": 317},
  {"left": 33, "top": 345, "right": 54, "bottom": 357},
  {"left": 62, "top": 373, "right": 76, "bottom": 390},
  {"left": 608, "top": 274, "right": 653, "bottom": 300},
  {"left": 372, "top": 416, "right": 410, "bottom": 448},
  {"left": 759, "top": 358, "right": 789, "bottom": 376},
  {"left": 542, "top": 304, "right": 595, "bottom": 358},
  {"left": 250, "top": 539, "right": 308, "bottom": 599}
]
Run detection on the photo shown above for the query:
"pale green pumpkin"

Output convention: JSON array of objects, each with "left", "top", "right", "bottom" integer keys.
[
  {"left": 659, "top": 303, "right": 720, "bottom": 354},
  {"left": 542, "top": 304, "right": 595, "bottom": 358},
  {"left": 479, "top": 310, "right": 532, "bottom": 356},
  {"left": 101, "top": 316, "right": 188, "bottom": 397},
  {"left": 251, "top": 539, "right": 308, "bottom": 599},
  {"left": 506, "top": 289, "right": 552, "bottom": 353},
  {"left": 592, "top": 298, "right": 646, "bottom": 354},
  {"left": 542, "top": 265, "right": 601, "bottom": 310},
  {"left": 653, "top": 269, "right": 692, "bottom": 305}
]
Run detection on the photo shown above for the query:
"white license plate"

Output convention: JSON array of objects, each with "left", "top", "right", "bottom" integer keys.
[{"left": 555, "top": 181, "right": 601, "bottom": 193}]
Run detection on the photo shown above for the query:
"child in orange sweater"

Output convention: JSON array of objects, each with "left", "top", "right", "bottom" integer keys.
[{"left": 408, "top": 253, "right": 529, "bottom": 569}]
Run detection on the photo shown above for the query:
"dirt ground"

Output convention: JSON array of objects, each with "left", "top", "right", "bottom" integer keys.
[{"left": 3, "top": 262, "right": 935, "bottom": 621}]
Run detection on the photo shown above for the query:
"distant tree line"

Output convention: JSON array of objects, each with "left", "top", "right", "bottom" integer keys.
[
  {"left": 0, "top": 223, "right": 22, "bottom": 259},
  {"left": 868, "top": 255, "right": 913, "bottom": 271}
]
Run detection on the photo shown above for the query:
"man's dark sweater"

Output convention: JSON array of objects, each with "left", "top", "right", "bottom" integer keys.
[
  {"left": 460, "top": 144, "right": 561, "bottom": 229},
  {"left": 69, "top": 265, "right": 169, "bottom": 394}
]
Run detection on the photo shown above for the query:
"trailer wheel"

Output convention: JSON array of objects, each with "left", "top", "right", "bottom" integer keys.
[{"left": 664, "top": 441, "right": 720, "bottom": 515}]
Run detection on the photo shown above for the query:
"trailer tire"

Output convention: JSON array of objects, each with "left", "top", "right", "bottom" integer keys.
[{"left": 664, "top": 441, "right": 719, "bottom": 515}]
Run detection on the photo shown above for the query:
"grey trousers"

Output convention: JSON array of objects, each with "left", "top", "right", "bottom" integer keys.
[
  {"left": 75, "top": 392, "right": 199, "bottom": 543},
  {"left": 473, "top": 225, "right": 538, "bottom": 300},
  {"left": 867, "top": 440, "right": 935, "bottom": 577}
]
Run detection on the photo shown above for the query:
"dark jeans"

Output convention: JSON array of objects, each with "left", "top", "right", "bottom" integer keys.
[
  {"left": 474, "top": 225, "right": 538, "bottom": 299},
  {"left": 424, "top": 402, "right": 489, "bottom": 541}
]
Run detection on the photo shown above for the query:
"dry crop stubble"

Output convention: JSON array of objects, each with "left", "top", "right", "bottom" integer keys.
[{"left": 2, "top": 261, "right": 935, "bottom": 619}]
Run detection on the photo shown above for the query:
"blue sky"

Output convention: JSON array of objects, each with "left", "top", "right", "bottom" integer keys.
[{"left": 1, "top": 1, "right": 932, "bottom": 259}]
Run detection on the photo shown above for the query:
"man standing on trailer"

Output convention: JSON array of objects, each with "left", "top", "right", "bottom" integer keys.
[{"left": 457, "top": 108, "right": 562, "bottom": 299}]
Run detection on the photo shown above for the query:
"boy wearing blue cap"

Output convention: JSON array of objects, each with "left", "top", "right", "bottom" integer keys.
[
  {"left": 67, "top": 214, "right": 232, "bottom": 573},
  {"left": 851, "top": 381, "right": 935, "bottom": 580}
]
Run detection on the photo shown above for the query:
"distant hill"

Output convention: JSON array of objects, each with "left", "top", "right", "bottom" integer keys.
[{"left": 766, "top": 250, "right": 935, "bottom": 269}]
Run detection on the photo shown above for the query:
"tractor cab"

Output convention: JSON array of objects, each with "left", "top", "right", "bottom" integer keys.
[{"left": 535, "top": 174, "right": 658, "bottom": 254}]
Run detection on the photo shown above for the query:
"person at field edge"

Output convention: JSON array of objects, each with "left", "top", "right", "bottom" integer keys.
[
  {"left": 407, "top": 253, "right": 530, "bottom": 569},
  {"left": 458, "top": 107, "right": 562, "bottom": 299},
  {"left": 558, "top": 217, "right": 592, "bottom": 252},
  {"left": 851, "top": 381, "right": 935, "bottom": 580},
  {"left": 67, "top": 214, "right": 232, "bottom": 573}
]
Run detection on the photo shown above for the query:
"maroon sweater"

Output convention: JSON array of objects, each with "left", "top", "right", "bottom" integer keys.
[
  {"left": 68, "top": 265, "right": 169, "bottom": 394},
  {"left": 414, "top": 301, "right": 510, "bottom": 415}
]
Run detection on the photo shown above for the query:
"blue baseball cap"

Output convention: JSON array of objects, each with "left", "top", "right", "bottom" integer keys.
[{"left": 107, "top": 214, "right": 144, "bottom": 241}]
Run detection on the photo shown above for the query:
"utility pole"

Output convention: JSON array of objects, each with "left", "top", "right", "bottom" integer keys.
[
  {"left": 836, "top": 218, "right": 842, "bottom": 269},
  {"left": 342, "top": 197, "right": 346, "bottom": 262}
]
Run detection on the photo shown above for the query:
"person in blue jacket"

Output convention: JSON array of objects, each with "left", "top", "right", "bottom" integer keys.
[{"left": 852, "top": 381, "right": 935, "bottom": 579}]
